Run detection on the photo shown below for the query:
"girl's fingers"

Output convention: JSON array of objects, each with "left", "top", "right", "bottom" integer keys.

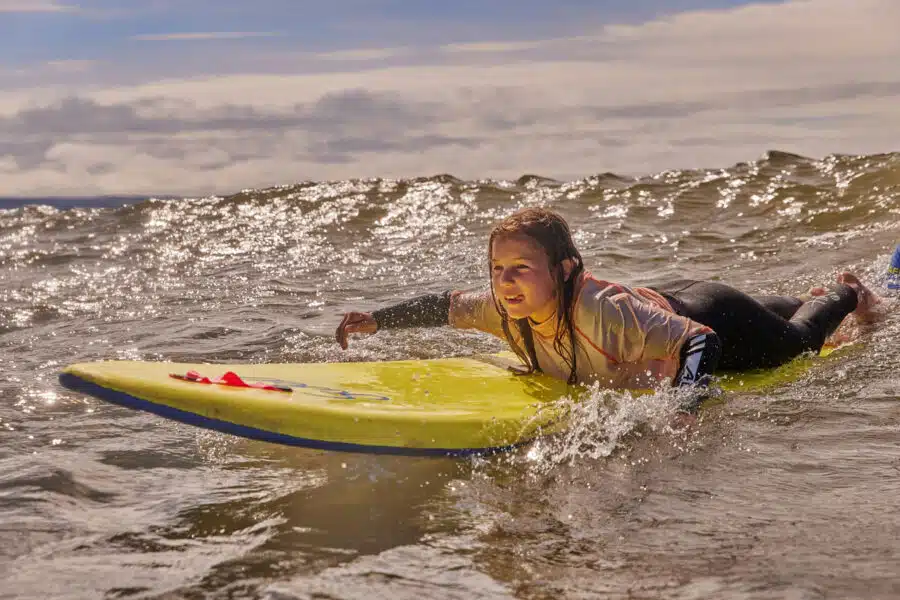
[
  {"left": 335, "top": 313, "right": 375, "bottom": 349},
  {"left": 335, "top": 314, "right": 352, "bottom": 349}
]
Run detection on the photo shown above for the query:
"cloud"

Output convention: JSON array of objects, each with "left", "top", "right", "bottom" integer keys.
[
  {"left": 4, "top": 90, "right": 439, "bottom": 138},
  {"left": 440, "top": 40, "right": 549, "bottom": 54},
  {"left": 44, "top": 59, "right": 96, "bottom": 73},
  {"left": 0, "top": 0, "right": 898, "bottom": 196},
  {"left": 315, "top": 48, "right": 410, "bottom": 61},
  {"left": 0, "top": 90, "right": 469, "bottom": 181},
  {"left": 0, "top": 0, "right": 73, "bottom": 12},
  {"left": 131, "top": 32, "right": 281, "bottom": 42}
]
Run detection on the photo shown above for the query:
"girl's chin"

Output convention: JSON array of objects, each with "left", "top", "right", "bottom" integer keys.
[{"left": 504, "top": 304, "right": 532, "bottom": 319}]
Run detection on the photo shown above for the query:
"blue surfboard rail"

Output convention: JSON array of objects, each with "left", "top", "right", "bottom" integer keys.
[{"left": 58, "top": 372, "right": 518, "bottom": 458}]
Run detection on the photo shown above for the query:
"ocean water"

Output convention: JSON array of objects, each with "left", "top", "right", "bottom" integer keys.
[{"left": 1, "top": 150, "right": 899, "bottom": 599}]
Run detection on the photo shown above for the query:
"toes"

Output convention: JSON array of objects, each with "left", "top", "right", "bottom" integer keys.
[{"left": 837, "top": 271, "right": 860, "bottom": 286}]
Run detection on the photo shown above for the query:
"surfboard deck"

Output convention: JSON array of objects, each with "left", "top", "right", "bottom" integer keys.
[
  {"left": 60, "top": 353, "right": 573, "bottom": 456},
  {"left": 59, "top": 348, "right": 840, "bottom": 456}
]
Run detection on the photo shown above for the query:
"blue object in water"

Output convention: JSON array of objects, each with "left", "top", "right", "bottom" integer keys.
[{"left": 887, "top": 244, "right": 900, "bottom": 290}]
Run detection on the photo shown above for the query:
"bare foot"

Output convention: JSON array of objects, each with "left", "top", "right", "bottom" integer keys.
[{"left": 837, "top": 272, "right": 882, "bottom": 321}]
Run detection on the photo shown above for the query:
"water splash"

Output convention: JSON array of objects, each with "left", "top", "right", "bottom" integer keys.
[{"left": 517, "top": 382, "right": 711, "bottom": 472}]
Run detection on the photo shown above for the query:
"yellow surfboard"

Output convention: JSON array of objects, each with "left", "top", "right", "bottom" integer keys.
[
  {"left": 60, "top": 354, "right": 572, "bottom": 456},
  {"left": 59, "top": 347, "right": 839, "bottom": 456}
]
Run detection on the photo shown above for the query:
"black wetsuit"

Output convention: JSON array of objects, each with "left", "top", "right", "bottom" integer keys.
[{"left": 650, "top": 280, "right": 857, "bottom": 371}]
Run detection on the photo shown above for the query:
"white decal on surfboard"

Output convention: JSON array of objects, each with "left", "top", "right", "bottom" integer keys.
[{"left": 242, "top": 377, "right": 391, "bottom": 401}]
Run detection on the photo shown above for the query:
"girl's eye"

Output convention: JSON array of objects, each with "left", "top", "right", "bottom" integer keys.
[{"left": 516, "top": 264, "right": 529, "bottom": 270}]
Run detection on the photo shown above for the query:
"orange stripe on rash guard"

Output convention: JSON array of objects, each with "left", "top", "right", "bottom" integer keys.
[
  {"left": 574, "top": 324, "right": 620, "bottom": 364},
  {"left": 633, "top": 286, "right": 673, "bottom": 312},
  {"left": 570, "top": 272, "right": 621, "bottom": 364}
]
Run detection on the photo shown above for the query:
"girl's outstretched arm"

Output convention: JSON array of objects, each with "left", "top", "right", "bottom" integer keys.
[{"left": 335, "top": 291, "right": 452, "bottom": 349}]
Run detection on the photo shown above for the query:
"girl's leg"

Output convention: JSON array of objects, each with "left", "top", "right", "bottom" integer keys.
[
  {"left": 653, "top": 280, "right": 857, "bottom": 370},
  {"left": 753, "top": 271, "right": 882, "bottom": 322},
  {"left": 751, "top": 295, "right": 803, "bottom": 319}
]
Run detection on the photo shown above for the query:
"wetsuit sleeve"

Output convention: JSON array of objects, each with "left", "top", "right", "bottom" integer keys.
[
  {"left": 371, "top": 291, "right": 452, "bottom": 329},
  {"left": 674, "top": 332, "right": 721, "bottom": 389}
]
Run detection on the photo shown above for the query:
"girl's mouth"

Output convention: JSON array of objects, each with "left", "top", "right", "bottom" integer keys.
[{"left": 505, "top": 295, "right": 524, "bottom": 305}]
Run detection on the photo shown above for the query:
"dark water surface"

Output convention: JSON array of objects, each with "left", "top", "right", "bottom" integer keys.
[{"left": 2, "top": 150, "right": 899, "bottom": 599}]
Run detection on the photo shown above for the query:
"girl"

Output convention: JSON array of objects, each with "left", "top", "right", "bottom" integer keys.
[{"left": 335, "top": 208, "right": 879, "bottom": 395}]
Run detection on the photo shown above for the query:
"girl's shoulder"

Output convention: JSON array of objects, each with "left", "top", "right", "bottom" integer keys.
[
  {"left": 574, "top": 272, "right": 674, "bottom": 314},
  {"left": 572, "top": 272, "right": 623, "bottom": 319},
  {"left": 575, "top": 272, "right": 629, "bottom": 303}
]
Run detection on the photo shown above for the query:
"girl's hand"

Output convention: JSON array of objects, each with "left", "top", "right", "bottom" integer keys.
[{"left": 335, "top": 312, "right": 378, "bottom": 349}]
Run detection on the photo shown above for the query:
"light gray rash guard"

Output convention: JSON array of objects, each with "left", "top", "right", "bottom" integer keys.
[
  {"left": 447, "top": 272, "right": 713, "bottom": 389},
  {"left": 372, "top": 272, "right": 714, "bottom": 390}
]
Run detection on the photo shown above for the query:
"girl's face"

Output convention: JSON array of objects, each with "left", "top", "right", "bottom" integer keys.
[{"left": 490, "top": 234, "right": 559, "bottom": 322}]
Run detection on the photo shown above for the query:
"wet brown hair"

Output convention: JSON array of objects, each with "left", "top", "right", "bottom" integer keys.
[{"left": 488, "top": 207, "right": 584, "bottom": 384}]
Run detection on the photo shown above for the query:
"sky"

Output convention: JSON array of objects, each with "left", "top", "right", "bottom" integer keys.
[{"left": 1, "top": 0, "right": 898, "bottom": 196}]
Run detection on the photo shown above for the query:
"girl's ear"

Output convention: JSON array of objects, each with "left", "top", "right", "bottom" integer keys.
[{"left": 561, "top": 258, "right": 575, "bottom": 281}]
